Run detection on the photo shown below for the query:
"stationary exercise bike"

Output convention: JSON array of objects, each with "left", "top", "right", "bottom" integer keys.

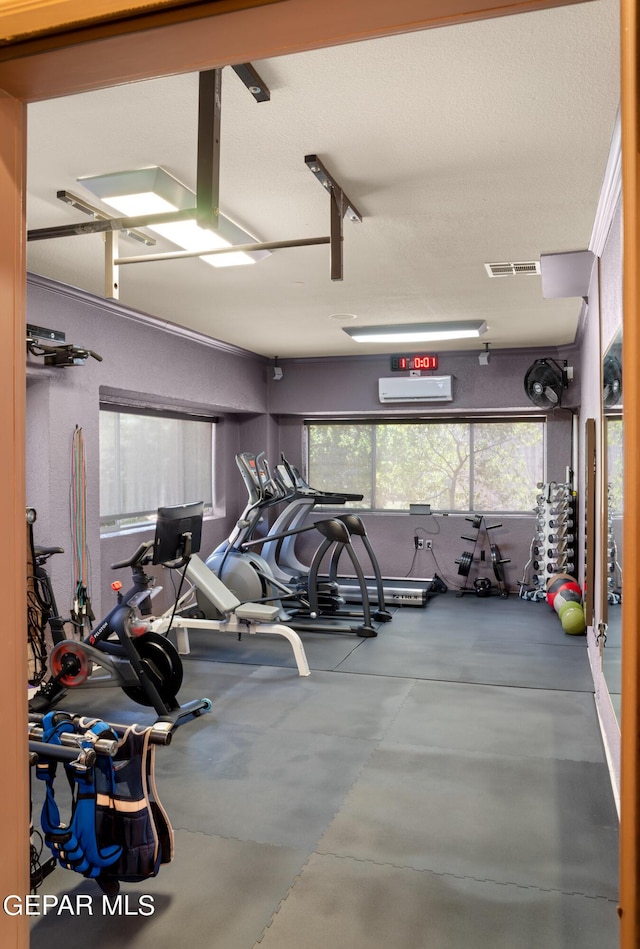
[{"left": 29, "top": 502, "right": 211, "bottom": 724}]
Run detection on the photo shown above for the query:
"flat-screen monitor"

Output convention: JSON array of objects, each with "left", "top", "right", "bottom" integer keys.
[{"left": 153, "top": 501, "right": 204, "bottom": 565}]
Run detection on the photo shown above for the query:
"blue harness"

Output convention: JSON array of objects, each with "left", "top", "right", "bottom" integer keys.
[
  {"left": 36, "top": 713, "right": 173, "bottom": 884},
  {"left": 36, "top": 712, "right": 122, "bottom": 878}
]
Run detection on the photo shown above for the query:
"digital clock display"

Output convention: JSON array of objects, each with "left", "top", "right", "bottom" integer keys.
[{"left": 390, "top": 354, "right": 439, "bottom": 372}]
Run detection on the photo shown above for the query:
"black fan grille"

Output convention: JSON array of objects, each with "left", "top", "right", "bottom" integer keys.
[{"left": 524, "top": 359, "right": 565, "bottom": 408}]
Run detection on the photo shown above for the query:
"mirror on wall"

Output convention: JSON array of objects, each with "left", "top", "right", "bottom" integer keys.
[
  {"left": 602, "top": 329, "right": 622, "bottom": 724},
  {"left": 584, "top": 418, "right": 596, "bottom": 627}
]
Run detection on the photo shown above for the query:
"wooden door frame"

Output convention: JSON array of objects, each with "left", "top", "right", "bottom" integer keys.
[
  {"left": 0, "top": 0, "right": 591, "bottom": 100},
  {"left": 620, "top": 0, "right": 639, "bottom": 944},
  {"left": 0, "top": 1, "right": 633, "bottom": 946},
  {"left": 0, "top": 87, "right": 28, "bottom": 949}
]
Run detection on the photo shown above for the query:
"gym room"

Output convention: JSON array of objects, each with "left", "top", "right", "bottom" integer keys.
[{"left": 0, "top": 0, "right": 636, "bottom": 947}]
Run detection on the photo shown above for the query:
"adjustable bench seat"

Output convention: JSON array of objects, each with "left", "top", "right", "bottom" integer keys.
[{"left": 150, "top": 554, "right": 310, "bottom": 676}]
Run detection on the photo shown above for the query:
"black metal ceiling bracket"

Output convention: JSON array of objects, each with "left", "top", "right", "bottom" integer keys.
[
  {"left": 28, "top": 207, "right": 197, "bottom": 242},
  {"left": 196, "top": 69, "right": 221, "bottom": 230},
  {"left": 28, "top": 63, "right": 261, "bottom": 244},
  {"left": 304, "top": 155, "right": 363, "bottom": 223},
  {"left": 231, "top": 63, "right": 271, "bottom": 103},
  {"left": 26, "top": 81, "right": 365, "bottom": 288},
  {"left": 56, "top": 191, "right": 156, "bottom": 246},
  {"left": 305, "top": 155, "right": 362, "bottom": 282},
  {"left": 114, "top": 235, "right": 331, "bottom": 266}
]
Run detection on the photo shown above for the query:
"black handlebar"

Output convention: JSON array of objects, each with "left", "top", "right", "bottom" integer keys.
[{"left": 110, "top": 540, "right": 154, "bottom": 571}]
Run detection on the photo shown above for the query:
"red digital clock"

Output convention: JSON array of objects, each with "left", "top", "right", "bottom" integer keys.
[{"left": 390, "top": 354, "right": 439, "bottom": 371}]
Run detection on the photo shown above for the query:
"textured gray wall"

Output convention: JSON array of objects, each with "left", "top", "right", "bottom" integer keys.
[
  {"left": 26, "top": 274, "right": 269, "bottom": 619},
  {"left": 269, "top": 347, "right": 578, "bottom": 592},
  {"left": 268, "top": 347, "right": 580, "bottom": 417},
  {"left": 26, "top": 272, "right": 580, "bottom": 622}
]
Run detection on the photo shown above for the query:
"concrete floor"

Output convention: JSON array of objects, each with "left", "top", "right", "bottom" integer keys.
[{"left": 30, "top": 593, "right": 619, "bottom": 948}]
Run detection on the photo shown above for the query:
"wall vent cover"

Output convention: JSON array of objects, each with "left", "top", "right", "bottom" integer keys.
[{"left": 484, "top": 260, "right": 541, "bottom": 277}]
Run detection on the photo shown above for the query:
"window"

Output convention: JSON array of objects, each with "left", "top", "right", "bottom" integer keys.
[
  {"left": 307, "top": 419, "right": 544, "bottom": 513},
  {"left": 100, "top": 407, "right": 214, "bottom": 533}
]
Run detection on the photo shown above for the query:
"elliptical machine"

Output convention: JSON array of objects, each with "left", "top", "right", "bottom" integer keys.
[
  {"left": 202, "top": 451, "right": 379, "bottom": 637},
  {"left": 268, "top": 456, "right": 392, "bottom": 623}
]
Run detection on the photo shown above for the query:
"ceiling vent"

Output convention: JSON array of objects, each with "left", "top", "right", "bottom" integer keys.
[{"left": 484, "top": 261, "right": 541, "bottom": 278}]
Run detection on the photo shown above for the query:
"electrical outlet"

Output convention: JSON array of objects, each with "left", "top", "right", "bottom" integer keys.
[
  {"left": 425, "top": 539, "right": 432, "bottom": 550},
  {"left": 415, "top": 537, "right": 424, "bottom": 549}
]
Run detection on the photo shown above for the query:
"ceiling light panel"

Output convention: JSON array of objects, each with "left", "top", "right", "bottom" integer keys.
[
  {"left": 78, "top": 167, "right": 268, "bottom": 268},
  {"left": 343, "top": 321, "right": 487, "bottom": 343}
]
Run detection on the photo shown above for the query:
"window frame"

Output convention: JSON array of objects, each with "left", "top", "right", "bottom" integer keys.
[
  {"left": 304, "top": 415, "right": 547, "bottom": 516},
  {"left": 99, "top": 402, "right": 217, "bottom": 535}
]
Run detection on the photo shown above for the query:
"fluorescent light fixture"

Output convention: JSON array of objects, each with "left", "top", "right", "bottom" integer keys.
[
  {"left": 78, "top": 166, "right": 269, "bottom": 268},
  {"left": 343, "top": 321, "right": 487, "bottom": 343}
]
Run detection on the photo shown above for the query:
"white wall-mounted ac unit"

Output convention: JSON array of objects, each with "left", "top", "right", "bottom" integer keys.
[{"left": 378, "top": 375, "right": 453, "bottom": 403}]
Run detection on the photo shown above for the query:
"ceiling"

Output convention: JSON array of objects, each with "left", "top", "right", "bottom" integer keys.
[{"left": 25, "top": 0, "right": 620, "bottom": 360}]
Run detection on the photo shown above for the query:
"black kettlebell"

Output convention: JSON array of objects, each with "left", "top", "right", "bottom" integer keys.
[{"left": 474, "top": 577, "right": 492, "bottom": 597}]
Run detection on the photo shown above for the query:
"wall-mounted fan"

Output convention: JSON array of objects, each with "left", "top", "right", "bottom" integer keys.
[
  {"left": 523, "top": 358, "right": 568, "bottom": 408},
  {"left": 603, "top": 352, "right": 622, "bottom": 407}
]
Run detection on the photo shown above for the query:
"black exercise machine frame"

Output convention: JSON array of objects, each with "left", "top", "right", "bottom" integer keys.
[{"left": 27, "top": 66, "right": 362, "bottom": 290}]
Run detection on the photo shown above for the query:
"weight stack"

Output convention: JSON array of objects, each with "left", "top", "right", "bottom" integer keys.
[{"left": 530, "top": 482, "right": 576, "bottom": 592}]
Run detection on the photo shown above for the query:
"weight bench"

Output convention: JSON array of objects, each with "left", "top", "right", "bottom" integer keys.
[{"left": 150, "top": 554, "right": 310, "bottom": 677}]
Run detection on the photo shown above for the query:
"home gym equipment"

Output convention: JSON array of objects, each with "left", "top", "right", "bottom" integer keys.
[
  {"left": 27, "top": 508, "right": 69, "bottom": 686},
  {"left": 325, "top": 514, "right": 392, "bottom": 621},
  {"left": 34, "top": 713, "right": 123, "bottom": 884},
  {"left": 204, "top": 451, "right": 379, "bottom": 637},
  {"left": 260, "top": 459, "right": 388, "bottom": 620},
  {"left": 267, "top": 457, "right": 392, "bottom": 620},
  {"left": 561, "top": 607, "right": 587, "bottom": 635},
  {"left": 263, "top": 455, "right": 360, "bottom": 582},
  {"left": 454, "top": 514, "right": 510, "bottom": 597},
  {"left": 274, "top": 456, "right": 431, "bottom": 608},
  {"left": 29, "top": 503, "right": 212, "bottom": 723},
  {"left": 519, "top": 481, "right": 576, "bottom": 600},
  {"left": 523, "top": 357, "right": 569, "bottom": 408},
  {"left": 546, "top": 572, "right": 586, "bottom": 635},
  {"left": 546, "top": 573, "right": 582, "bottom": 608},
  {"left": 29, "top": 706, "right": 206, "bottom": 893},
  {"left": 70, "top": 425, "right": 94, "bottom": 630},
  {"left": 150, "top": 553, "right": 310, "bottom": 676},
  {"left": 27, "top": 324, "right": 103, "bottom": 368}
]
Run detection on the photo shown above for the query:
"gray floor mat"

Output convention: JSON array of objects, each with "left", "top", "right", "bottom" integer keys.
[
  {"left": 28, "top": 598, "right": 617, "bottom": 949},
  {"left": 317, "top": 744, "right": 619, "bottom": 898},
  {"left": 258, "top": 852, "right": 619, "bottom": 949},
  {"left": 30, "top": 830, "right": 308, "bottom": 949}
]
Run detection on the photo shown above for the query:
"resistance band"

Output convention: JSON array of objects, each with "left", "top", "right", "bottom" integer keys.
[{"left": 70, "top": 426, "right": 94, "bottom": 629}]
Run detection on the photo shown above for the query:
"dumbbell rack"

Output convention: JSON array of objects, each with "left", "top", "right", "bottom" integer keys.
[
  {"left": 519, "top": 481, "right": 576, "bottom": 600},
  {"left": 454, "top": 514, "right": 510, "bottom": 598}
]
